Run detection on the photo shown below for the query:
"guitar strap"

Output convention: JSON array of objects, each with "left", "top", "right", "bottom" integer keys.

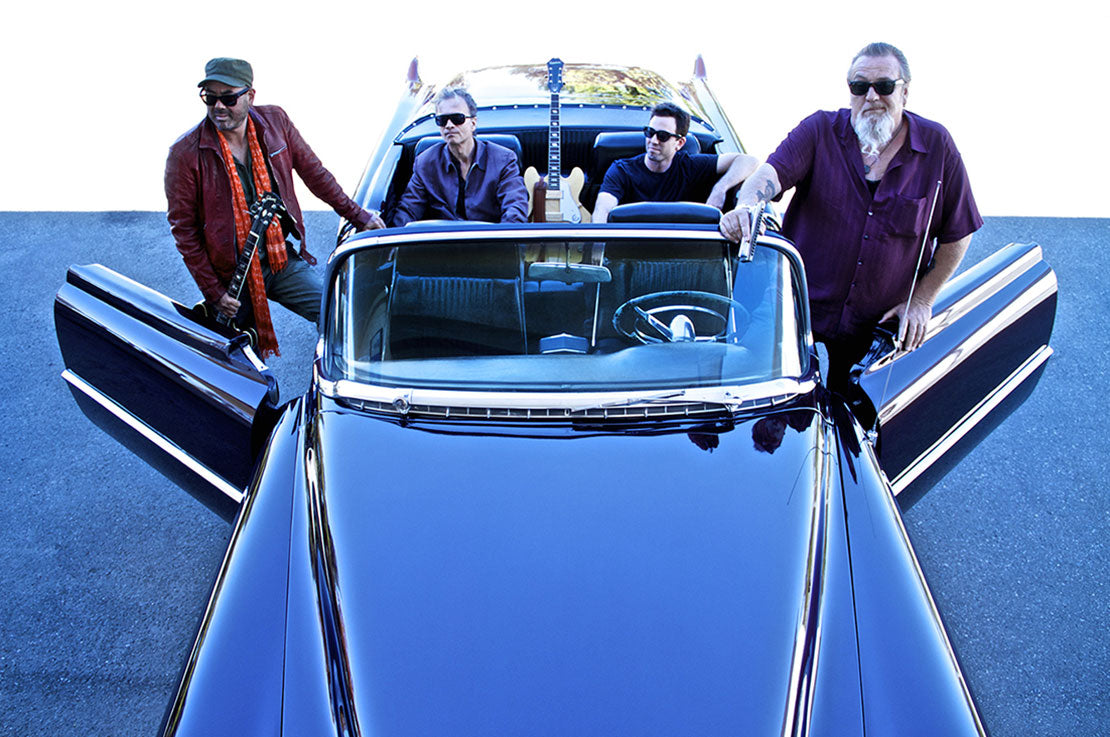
[{"left": 217, "top": 117, "right": 286, "bottom": 358}]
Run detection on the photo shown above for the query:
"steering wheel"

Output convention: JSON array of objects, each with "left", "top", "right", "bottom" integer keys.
[{"left": 612, "top": 290, "right": 750, "bottom": 344}]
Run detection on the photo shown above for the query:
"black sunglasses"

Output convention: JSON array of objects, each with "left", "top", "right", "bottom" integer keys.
[
  {"left": 644, "top": 126, "right": 683, "bottom": 143},
  {"left": 200, "top": 87, "right": 251, "bottom": 107},
  {"left": 435, "top": 113, "right": 474, "bottom": 127},
  {"left": 847, "top": 79, "right": 905, "bottom": 96}
]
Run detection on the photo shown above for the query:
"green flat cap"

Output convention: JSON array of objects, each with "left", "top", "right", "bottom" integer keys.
[{"left": 198, "top": 58, "right": 253, "bottom": 88}]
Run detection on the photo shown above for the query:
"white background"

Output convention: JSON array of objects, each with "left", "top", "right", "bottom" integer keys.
[{"left": 3, "top": 0, "right": 1105, "bottom": 216}]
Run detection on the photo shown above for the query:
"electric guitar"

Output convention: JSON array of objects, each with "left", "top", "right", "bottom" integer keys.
[
  {"left": 200, "top": 191, "right": 286, "bottom": 343},
  {"left": 523, "top": 58, "right": 590, "bottom": 224}
]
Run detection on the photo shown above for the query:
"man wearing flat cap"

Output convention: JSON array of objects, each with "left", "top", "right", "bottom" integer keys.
[{"left": 165, "top": 57, "right": 384, "bottom": 357}]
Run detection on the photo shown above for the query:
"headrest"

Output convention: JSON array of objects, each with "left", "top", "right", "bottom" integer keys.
[
  {"left": 606, "top": 202, "right": 721, "bottom": 225},
  {"left": 414, "top": 134, "right": 524, "bottom": 168},
  {"left": 590, "top": 130, "right": 701, "bottom": 178}
]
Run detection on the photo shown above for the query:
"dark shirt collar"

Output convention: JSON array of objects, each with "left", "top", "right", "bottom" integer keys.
[
  {"left": 441, "top": 137, "right": 487, "bottom": 173},
  {"left": 641, "top": 148, "right": 689, "bottom": 172},
  {"left": 836, "top": 108, "right": 929, "bottom": 156},
  {"left": 198, "top": 115, "right": 224, "bottom": 151},
  {"left": 902, "top": 111, "right": 928, "bottom": 155},
  {"left": 198, "top": 108, "right": 270, "bottom": 152}
]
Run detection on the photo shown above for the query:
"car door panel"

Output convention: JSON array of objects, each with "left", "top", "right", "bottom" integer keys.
[
  {"left": 55, "top": 264, "right": 282, "bottom": 521},
  {"left": 856, "top": 243, "right": 1057, "bottom": 498}
]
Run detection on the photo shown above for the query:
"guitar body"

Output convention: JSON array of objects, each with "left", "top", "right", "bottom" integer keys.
[
  {"left": 524, "top": 165, "right": 590, "bottom": 223},
  {"left": 196, "top": 301, "right": 260, "bottom": 347},
  {"left": 524, "top": 167, "right": 544, "bottom": 222}
]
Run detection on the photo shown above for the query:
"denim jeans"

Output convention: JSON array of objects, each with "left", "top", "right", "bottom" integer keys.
[
  {"left": 262, "top": 252, "right": 323, "bottom": 323},
  {"left": 232, "top": 245, "right": 323, "bottom": 327}
]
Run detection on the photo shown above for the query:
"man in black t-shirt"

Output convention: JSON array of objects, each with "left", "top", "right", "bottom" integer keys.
[{"left": 592, "top": 102, "right": 758, "bottom": 222}]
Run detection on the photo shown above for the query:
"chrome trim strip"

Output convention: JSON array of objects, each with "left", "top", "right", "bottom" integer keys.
[
  {"left": 318, "top": 377, "right": 816, "bottom": 417},
  {"left": 928, "top": 247, "right": 1043, "bottom": 339},
  {"left": 59, "top": 285, "right": 258, "bottom": 423},
  {"left": 864, "top": 246, "right": 1045, "bottom": 375},
  {"left": 333, "top": 225, "right": 802, "bottom": 262},
  {"left": 779, "top": 261, "right": 802, "bottom": 377},
  {"left": 240, "top": 343, "right": 268, "bottom": 375},
  {"left": 878, "top": 270, "right": 1057, "bottom": 425},
  {"left": 780, "top": 418, "right": 831, "bottom": 737},
  {"left": 863, "top": 442, "right": 989, "bottom": 736},
  {"left": 890, "top": 345, "right": 1053, "bottom": 495},
  {"left": 61, "top": 369, "right": 244, "bottom": 506},
  {"left": 334, "top": 226, "right": 720, "bottom": 261}
]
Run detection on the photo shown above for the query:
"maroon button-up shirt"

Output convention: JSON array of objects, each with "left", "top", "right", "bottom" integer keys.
[{"left": 767, "top": 109, "right": 982, "bottom": 341}]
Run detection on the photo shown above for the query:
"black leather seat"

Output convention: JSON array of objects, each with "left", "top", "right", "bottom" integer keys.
[
  {"left": 414, "top": 133, "right": 525, "bottom": 170},
  {"left": 580, "top": 131, "right": 702, "bottom": 212},
  {"left": 607, "top": 202, "right": 721, "bottom": 225},
  {"left": 589, "top": 130, "right": 700, "bottom": 186},
  {"left": 387, "top": 244, "right": 526, "bottom": 359}
]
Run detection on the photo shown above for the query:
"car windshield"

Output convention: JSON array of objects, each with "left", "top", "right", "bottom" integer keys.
[
  {"left": 324, "top": 234, "right": 805, "bottom": 393},
  {"left": 426, "top": 64, "right": 706, "bottom": 116}
]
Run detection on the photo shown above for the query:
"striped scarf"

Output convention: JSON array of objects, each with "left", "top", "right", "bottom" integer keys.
[{"left": 216, "top": 116, "right": 286, "bottom": 358}]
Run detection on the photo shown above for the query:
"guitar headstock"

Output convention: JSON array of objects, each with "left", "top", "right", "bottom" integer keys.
[
  {"left": 249, "top": 191, "right": 287, "bottom": 221},
  {"left": 546, "top": 58, "right": 564, "bottom": 94}
]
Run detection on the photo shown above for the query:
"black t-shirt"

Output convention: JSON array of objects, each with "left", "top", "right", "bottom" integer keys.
[
  {"left": 234, "top": 156, "right": 257, "bottom": 205},
  {"left": 600, "top": 151, "right": 719, "bottom": 205},
  {"left": 233, "top": 149, "right": 292, "bottom": 248}
]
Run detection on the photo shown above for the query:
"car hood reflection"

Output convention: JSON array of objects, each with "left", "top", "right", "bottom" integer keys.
[{"left": 284, "top": 407, "right": 825, "bottom": 735}]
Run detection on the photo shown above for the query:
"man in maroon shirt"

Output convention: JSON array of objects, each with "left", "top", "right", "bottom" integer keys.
[{"left": 721, "top": 42, "right": 982, "bottom": 386}]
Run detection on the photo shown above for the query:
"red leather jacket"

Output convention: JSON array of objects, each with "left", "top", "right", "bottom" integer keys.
[{"left": 165, "top": 105, "right": 373, "bottom": 302}]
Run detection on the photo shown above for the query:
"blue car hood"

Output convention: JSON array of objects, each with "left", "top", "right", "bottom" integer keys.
[{"left": 281, "top": 406, "right": 825, "bottom": 735}]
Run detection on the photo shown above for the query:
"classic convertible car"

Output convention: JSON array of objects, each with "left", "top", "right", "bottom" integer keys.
[{"left": 54, "top": 60, "right": 1057, "bottom": 736}]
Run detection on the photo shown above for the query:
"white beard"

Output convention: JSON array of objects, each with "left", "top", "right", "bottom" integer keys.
[{"left": 853, "top": 110, "right": 896, "bottom": 156}]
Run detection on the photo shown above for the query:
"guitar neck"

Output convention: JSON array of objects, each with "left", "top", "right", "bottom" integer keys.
[
  {"left": 226, "top": 232, "right": 262, "bottom": 301},
  {"left": 227, "top": 206, "right": 280, "bottom": 302},
  {"left": 547, "top": 89, "right": 561, "bottom": 191}
]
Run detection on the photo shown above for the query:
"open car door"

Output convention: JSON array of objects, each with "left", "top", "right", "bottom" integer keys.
[
  {"left": 54, "top": 264, "right": 283, "bottom": 521},
  {"left": 855, "top": 242, "right": 1057, "bottom": 502}
]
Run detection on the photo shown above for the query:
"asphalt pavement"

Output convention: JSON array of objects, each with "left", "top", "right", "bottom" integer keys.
[{"left": 0, "top": 212, "right": 1106, "bottom": 735}]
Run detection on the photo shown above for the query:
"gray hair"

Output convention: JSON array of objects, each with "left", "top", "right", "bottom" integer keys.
[
  {"left": 434, "top": 86, "right": 478, "bottom": 116},
  {"left": 850, "top": 42, "right": 912, "bottom": 83}
]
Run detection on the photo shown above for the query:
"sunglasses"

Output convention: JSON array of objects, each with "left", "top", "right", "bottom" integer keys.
[
  {"left": 200, "top": 87, "right": 251, "bottom": 107},
  {"left": 644, "top": 126, "right": 683, "bottom": 143},
  {"left": 435, "top": 113, "right": 474, "bottom": 127},
  {"left": 847, "top": 79, "right": 905, "bottom": 96}
]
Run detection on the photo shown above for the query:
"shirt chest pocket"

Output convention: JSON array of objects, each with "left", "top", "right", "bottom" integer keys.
[
  {"left": 267, "top": 144, "right": 289, "bottom": 175},
  {"left": 885, "top": 193, "right": 930, "bottom": 239}
]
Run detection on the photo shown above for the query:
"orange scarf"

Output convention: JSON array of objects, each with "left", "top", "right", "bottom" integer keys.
[{"left": 217, "top": 116, "right": 286, "bottom": 358}]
